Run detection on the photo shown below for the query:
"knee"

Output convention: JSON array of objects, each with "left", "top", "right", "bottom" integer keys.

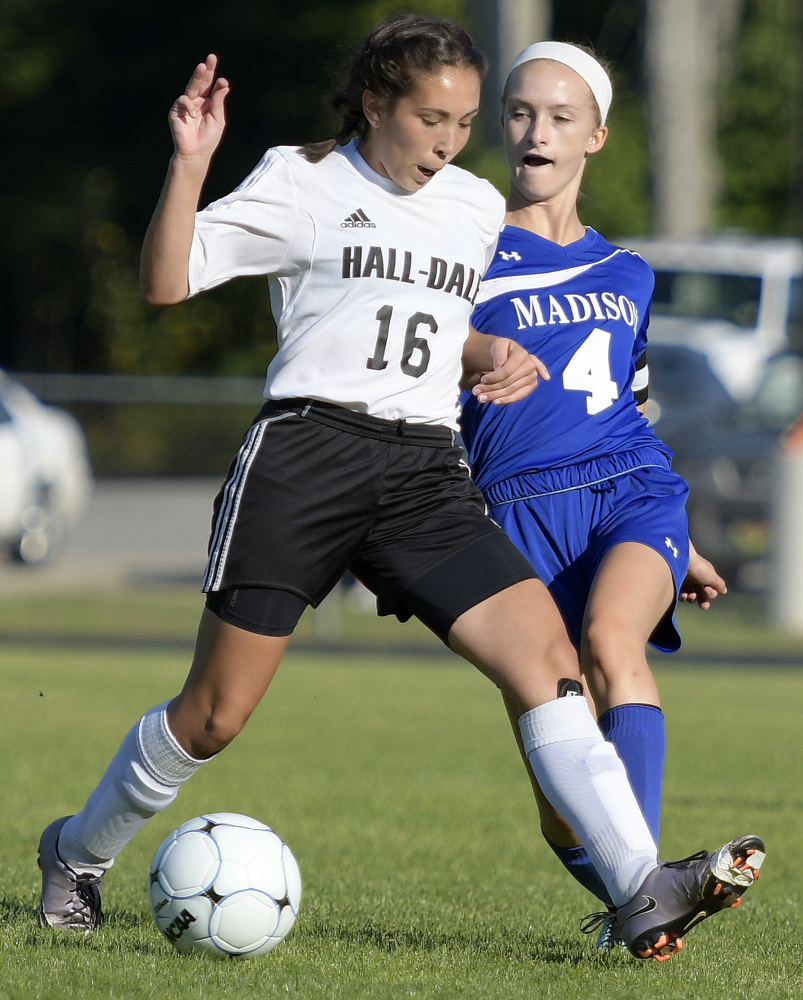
[
  {"left": 198, "top": 708, "right": 246, "bottom": 757},
  {"left": 583, "top": 619, "right": 634, "bottom": 675},
  {"left": 581, "top": 620, "right": 658, "bottom": 710},
  {"left": 498, "top": 634, "right": 581, "bottom": 717},
  {"left": 169, "top": 697, "right": 251, "bottom": 759},
  {"left": 544, "top": 630, "right": 582, "bottom": 681}
]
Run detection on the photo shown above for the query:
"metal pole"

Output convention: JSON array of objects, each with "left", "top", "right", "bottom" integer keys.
[{"left": 770, "top": 418, "right": 803, "bottom": 634}]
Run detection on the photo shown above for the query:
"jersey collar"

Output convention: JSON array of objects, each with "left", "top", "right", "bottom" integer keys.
[{"left": 338, "top": 138, "right": 420, "bottom": 197}]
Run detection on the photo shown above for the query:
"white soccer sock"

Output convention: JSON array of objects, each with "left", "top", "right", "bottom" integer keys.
[
  {"left": 58, "top": 703, "right": 206, "bottom": 875},
  {"left": 520, "top": 696, "right": 658, "bottom": 907}
]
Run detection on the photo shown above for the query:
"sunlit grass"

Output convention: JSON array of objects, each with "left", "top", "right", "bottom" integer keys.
[{"left": 1, "top": 591, "right": 801, "bottom": 998}]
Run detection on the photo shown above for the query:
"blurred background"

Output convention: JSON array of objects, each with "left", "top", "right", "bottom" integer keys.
[{"left": 1, "top": 0, "right": 802, "bottom": 620}]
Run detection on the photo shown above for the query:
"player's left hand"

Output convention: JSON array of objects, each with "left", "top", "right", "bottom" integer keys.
[
  {"left": 680, "top": 544, "right": 727, "bottom": 610},
  {"left": 471, "top": 337, "right": 549, "bottom": 405}
]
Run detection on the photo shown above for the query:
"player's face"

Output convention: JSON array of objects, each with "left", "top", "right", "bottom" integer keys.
[
  {"left": 503, "top": 59, "right": 607, "bottom": 211},
  {"left": 360, "top": 65, "right": 481, "bottom": 192}
]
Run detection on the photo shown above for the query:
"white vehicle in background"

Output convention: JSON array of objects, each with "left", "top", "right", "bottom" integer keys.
[
  {"left": 632, "top": 236, "right": 803, "bottom": 589},
  {"left": 0, "top": 370, "right": 93, "bottom": 564},
  {"left": 627, "top": 235, "right": 803, "bottom": 402}
]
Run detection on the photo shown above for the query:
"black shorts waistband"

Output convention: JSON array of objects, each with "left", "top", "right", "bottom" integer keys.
[{"left": 263, "top": 398, "right": 456, "bottom": 446}]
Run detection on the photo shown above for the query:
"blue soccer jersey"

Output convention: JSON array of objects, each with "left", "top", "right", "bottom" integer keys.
[
  {"left": 461, "top": 226, "right": 671, "bottom": 493},
  {"left": 461, "top": 225, "right": 690, "bottom": 654}
]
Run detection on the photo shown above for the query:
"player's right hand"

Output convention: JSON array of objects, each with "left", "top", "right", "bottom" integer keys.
[
  {"left": 472, "top": 338, "right": 549, "bottom": 405},
  {"left": 169, "top": 54, "right": 230, "bottom": 160}
]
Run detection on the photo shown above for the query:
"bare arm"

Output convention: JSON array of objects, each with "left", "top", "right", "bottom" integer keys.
[
  {"left": 461, "top": 328, "right": 549, "bottom": 404},
  {"left": 140, "top": 55, "right": 230, "bottom": 305}
]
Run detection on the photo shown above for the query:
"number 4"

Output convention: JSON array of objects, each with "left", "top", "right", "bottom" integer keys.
[{"left": 562, "top": 328, "right": 618, "bottom": 415}]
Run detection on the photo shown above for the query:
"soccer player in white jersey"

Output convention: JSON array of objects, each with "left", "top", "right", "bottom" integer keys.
[
  {"left": 460, "top": 42, "right": 763, "bottom": 954},
  {"left": 37, "top": 16, "right": 764, "bottom": 961}
]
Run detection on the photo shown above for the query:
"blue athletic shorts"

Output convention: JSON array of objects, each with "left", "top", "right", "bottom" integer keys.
[{"left": 484, "top": 457, "right": 690, "bottom": 653}]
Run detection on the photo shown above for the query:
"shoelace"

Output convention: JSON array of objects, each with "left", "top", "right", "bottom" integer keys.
[
  {"left": 56, "top": 850, "right": 104, "bottom": 928},
  {"left": 73, "top": 877, "right": 103, "bottom": 920},
  {"left": 662, "top": 850, "right": 708, "bottom": 869},
  {"left": 579, "top": 909, "right": 614, "bottom": 936},
  {"left": 64, "top": 873, "right": 104, "bottom": 930}
]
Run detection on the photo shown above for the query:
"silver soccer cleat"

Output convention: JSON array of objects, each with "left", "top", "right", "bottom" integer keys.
[{"left": 37, "top": 815, "right": 104, "bottom": 932}]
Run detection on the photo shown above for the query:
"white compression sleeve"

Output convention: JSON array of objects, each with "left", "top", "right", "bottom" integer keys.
[
  {"left": 58, "top": 703, "right": 205, "bottom": 873},
  {"left": 520, "top": 696, "right": 659, "bottom": 907}
]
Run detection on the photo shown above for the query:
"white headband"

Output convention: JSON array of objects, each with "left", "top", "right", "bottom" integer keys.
[{"left": 506, "top": 41, "right": 612, "bottom": 125}]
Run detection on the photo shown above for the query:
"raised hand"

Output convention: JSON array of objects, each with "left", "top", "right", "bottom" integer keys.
[
  {"left": 141, "top": 55, "right": 231, "bottom": 305},
  {"left": 169, "top": 54, "right": 230, "bottom": 160}
]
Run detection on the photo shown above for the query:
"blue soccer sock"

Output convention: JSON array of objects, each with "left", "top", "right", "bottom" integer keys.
[
  {"left": 598, "top": 703, "right": 666, "bottom": 844},
  {"left": 545, "top": 839, "right": 613, "bottom": 907},
  {"left": 543, "top": 703, "right": 666, "bottom": 906}
]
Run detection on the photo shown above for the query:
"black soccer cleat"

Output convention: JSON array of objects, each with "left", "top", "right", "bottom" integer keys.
[{"left": 616, "top": 834, "right": 766, "bottom": 961}]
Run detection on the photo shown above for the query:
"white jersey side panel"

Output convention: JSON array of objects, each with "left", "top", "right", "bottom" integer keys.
[{"left": 188, "top": 140, "right": 505, "bottom": 428}]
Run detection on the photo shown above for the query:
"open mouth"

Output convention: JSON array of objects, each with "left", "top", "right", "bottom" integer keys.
[
  {"left": 417, "top": 165, "right": 436, "bottom": 179},
  {"left": 522, "top": 154, "right": 551, "bottom": 167}
]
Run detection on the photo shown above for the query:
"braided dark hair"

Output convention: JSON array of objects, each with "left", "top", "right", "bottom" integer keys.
[{"left": 300, "top": 12, "right": 486, "bottom": 163}]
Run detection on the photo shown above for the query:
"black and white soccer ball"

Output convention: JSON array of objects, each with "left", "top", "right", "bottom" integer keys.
[{"left": 148, "top": 812, "right": 302, "bottom": 958}]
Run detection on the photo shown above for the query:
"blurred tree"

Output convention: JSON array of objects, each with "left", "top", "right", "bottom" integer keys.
[
  {"left": 0, "top": 0, "right": 468, "bottom": 377},
  {"left": 718, "top": 0, "right": 801, "bottom": 234},
  {"left": 463, "top": 0, "right": 652, "bottom": 238},
  {"left": 469, "top": 0, "right": 550, "bottom": 145},
  {"left": 645, "top": 0, "right": 720, "bottom": 237},
  {"left": 0, "top": 0, "right": 798, "bottom": 382},
  {"left": 558, "top": 0, "right": 653, "bottom": 239}
]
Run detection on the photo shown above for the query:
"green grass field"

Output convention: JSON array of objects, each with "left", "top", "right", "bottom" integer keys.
[{"left": 1, "top": 587, "right": 802, "bottom": 999}]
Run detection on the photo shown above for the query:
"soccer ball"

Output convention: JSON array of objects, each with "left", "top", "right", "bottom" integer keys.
[{"left": 148, "top": 812, "right": 302, "bottom": 958}]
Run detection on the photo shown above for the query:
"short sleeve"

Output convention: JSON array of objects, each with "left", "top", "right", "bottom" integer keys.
[
  {"left": 188, "top": 148, "right": 299, "bottom": 296},
  {"left": 477, "top": 181, "right": 505, "bottom": 275}
]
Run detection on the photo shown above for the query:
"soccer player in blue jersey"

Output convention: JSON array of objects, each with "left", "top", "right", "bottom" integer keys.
[{"left": 460, "top": 42, "right": 731, "bottom": 949}]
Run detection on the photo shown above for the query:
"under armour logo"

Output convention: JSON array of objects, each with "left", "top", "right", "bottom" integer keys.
[
  {"left": 665, "top": 537, "right": 678, "bottom": 558},
  {"left": 499, "top": 251, "right": 521, "bottom": 261}
]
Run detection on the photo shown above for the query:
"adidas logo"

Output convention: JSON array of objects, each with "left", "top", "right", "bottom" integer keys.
[{"left": 341, "top": 208, "right": 376, "bottom": 229}]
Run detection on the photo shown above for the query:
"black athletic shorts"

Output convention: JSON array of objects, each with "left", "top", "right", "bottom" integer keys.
[{"left": 203, "top": 399, "right": 537, "bottom": 642}]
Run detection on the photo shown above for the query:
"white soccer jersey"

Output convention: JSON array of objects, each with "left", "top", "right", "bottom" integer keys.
[{"left": 188, "top": 139, "right": 505, "bottom": 428}]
